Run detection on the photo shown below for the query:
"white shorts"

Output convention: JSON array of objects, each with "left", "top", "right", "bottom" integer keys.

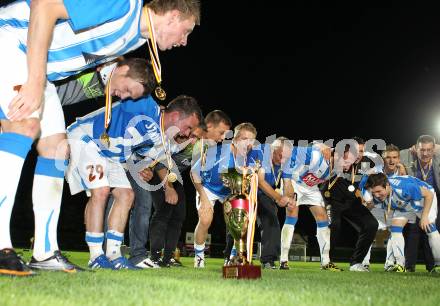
[
  {"left": 195, "top": 186, "right": 226, "bottom": 210},
  {"left": 393, "top": 193, "right": 438, "bottom": 224},
  {"left": 66, "top": 124, "right": 130, "bottom": 197},
  {"left": 292, "top": 181, "right": 325, "bottom": 207},
  {"left": 0, "top": 31, "right": 65, "bottom": 139},
  {"left": 370, "top": 206, "right": 391, "bottom": 230}
]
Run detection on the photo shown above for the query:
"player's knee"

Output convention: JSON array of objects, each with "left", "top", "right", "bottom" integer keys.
[
  {"left": 198, "top": 214, "right": 212, "bottom": 228},
  {"left": 91, "top": 187, "right": 111, "bottom": 204},
  {"left": 112, "top": 188, "right": 135, "bottom": 207}
]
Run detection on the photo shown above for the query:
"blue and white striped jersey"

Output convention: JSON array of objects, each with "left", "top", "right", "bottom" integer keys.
[
  {"left": 290, "top": 146, "right": 331, "bottom": 188},
  {"left": 0, "top": 0, "right": 145, "bottom": 81},
  {"left": 67, "top": 95, "right": 170, "bottom": 164},
  {"left": 192, "top": 144, "right": 261, "bottom": 198},
  {"left": 367, "top": 175, "right": 434, "bottom": 213}
]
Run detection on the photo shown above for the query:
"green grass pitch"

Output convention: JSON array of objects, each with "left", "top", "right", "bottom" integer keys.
[{"left": 0, "top": 251, "right": 438, "bottom": 306}]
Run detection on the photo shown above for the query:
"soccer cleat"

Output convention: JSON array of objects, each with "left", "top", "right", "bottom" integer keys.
[
  {"left": 321, "top": 262, "right": 343, "bottom": 272},
  {"left": 158, "top": 258, "right": 171, "bottom": 268},
  {"left": 88, "top": 254, "right": 115, "bottom": 270},
  {"left": 429, "top": 265, "right": 440, "bottom": 274},
  {"left": 390, "top": 264, "right": 406, "bottom": 273},
  {"left": 0, "top": 248, "right": 35, "bottom": 277},
  {"left": 194, "top": 255, "right": 205, "bottom": 268},
  {"left": 111, "top": 256, "right": 140, "bottom": 270},
  {"left": 135, "top": 257, "right": 160, "bottom": 269},
  {"left": 349, "top": 263, "right": 369, "bottom": 272},
  {"left": 262, "top": 261, "right": 276, "bottom": 269},
  {"left": 279, "top": 261, "right": 290, "bottom": 270},
  {"left": 28, "top": 251, "right": 84, "bottom": 273},
  {"left": 363, "top": 264, "right": 371, "bottom": 272},
  {"left": 170, "top": 258, "right": 183, "bottom": 267},
  {"left": 384, "top": 264, "right": 395, "bottom": 272}
]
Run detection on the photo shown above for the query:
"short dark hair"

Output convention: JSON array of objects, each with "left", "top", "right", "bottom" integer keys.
[
  {"left": 352, "top": 136, "right": 365, "bottom": 145},
  {"left": 165, "top": 95, "right": 203, "bottom": 123},
  {"left": 382, "top": 144, "right": 400, "bottom": 158},
  {"left": 364, "top": 173, "right": 389, "bottom": 190},
  {"left": 117, "top": 58, "right": 157, "bottom": 96},
  {"left": 148, "top": 0, "right": 201, "bottom": 25},
  {"left": 417, "top": 135, "right": 436, "bottom": 146},
  {"left": 204, "top": 110, "right": 232, "bottom": 129}
]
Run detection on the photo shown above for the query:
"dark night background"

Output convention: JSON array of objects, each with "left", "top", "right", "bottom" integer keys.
[{"left": 7, "top": 1, "right": 440, "bottom": 259}]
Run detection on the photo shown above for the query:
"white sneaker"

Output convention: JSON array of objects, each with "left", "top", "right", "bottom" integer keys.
[
  {"left": 349, "top": 263, "right": 369, "bottom": 272},
  {"left": 194, "top": 255, "right": 205, "bottom": 268},
  {"left": 135, "top": 258, "right": 160, "bottom": 269}
]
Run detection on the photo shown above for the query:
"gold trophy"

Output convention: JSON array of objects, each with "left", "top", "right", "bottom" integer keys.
[{"left": 221, "top": 167, "right": 261, "bottom": 279}]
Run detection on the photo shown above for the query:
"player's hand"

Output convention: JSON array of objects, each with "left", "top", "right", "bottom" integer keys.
[
  {"left": 396, "top": 163, "right": 407, "bottom": 175},
  {"left": 419, "top": 216, "right": 430, "bottom": 232},
  {"left": 139, "top": 168, "right": 154, "bottom": 182},
  {"left": 8, "top": 81, "right": 44, "bottom": 121},
  {"left": 165, "top": 185, "right": 178, "bottom": 205},
  {"left": 277, "top": 195, "right": 291, "bottom": 207},
  {"left": 365, "top": 202, "right": 374, "bottom": 210}
]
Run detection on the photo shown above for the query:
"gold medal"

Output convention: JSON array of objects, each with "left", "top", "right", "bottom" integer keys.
[
  {"left": 155, "top": 86, "right": 166, "bottom": 101},
  {"left": 275, "top": 188, "right": 282, "bottom": 195},
  {"left": 355, "top": 189, "right": 361, "bottom": 198},
  {"left": 100, "top": 132, "right": 110, "bottom": 146},
  {"left": 167, "top": 171, "right": 177, "bottom": 183},
  {"left": 324, "top": 190, "right": 331, "bottom": 198},
  {"left": 348, "top": 184, "right": 355, "bottom": 192}
]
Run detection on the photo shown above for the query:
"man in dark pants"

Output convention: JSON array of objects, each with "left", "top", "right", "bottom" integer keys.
[
  {"left": 324, "top": 137, "right": 379, "bottom": 272},
  {"left": 400, "top": 135, "right": 440, "bottom": 272},
  {"left": 142, "top": 110, "right": 233, "bottom": 268},
  {"left": 145, "top": 145, "right": 191, "bottom": 267}
]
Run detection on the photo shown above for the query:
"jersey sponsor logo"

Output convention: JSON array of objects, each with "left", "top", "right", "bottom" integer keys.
[
  {"left": 301, "top": 173, "right": 325, "bottom": 187},
  {"left": 82, "top": 52, "right": 107, "bottom": 65}
]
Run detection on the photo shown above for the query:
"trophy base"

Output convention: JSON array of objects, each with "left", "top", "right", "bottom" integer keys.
[{"left": 222, "top": 264, "right": 261, "bottom": 279}]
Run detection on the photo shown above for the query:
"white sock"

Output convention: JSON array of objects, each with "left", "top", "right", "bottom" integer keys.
[
  {"left": 362, "top": 244, "right": 372, "bottom": 266},
  {"left": 316, "top": 221, "right": 331, "bottom": 265},
  {"left": 390, "top": 226, "right": 405, "bottom": 266},
  {"left": 85, "top": 232, "right": 104, "bottom": 261},
  {"left": 385, "top": 236, "right": 395, "bottom": 267},
  {"left": 0, "top": 133, "right": 33, "bottom": 249},
  {"left": 229, "top": 245, "right": 237, "bottom": 260},
  {"left": 32, "top": 157, "right": 67, "bottom": 261},
  {"left": 427, "top": 224, "right": 440, "bottom": 265},
  {"left": 194, "top": 242, "right": 205, "bottom": 259},
  {"left": 106, "top": 230, "right": 123, "bottom": 260},
  {"left": 280, "top": 216, "right": 298, "bottom": 262}
]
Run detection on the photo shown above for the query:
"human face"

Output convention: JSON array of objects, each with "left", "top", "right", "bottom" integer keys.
[
  {"left": 205, "top": 122, "right": 230, "bottom": 143},
  {"left": 370, "top": 184, "right": 390, "bottom": 202},
  {"left": 233, "top": 130, "right": 256, "bottom": 156},
  {"left": 417, "top": 142, "right": 434, "bottom": 165},
  {"left": 156, "top": 11, "right": 196, "bottom": 50},
  {"left": 355, "top": 144, "right": 365, "bottom": 163},
  {"left": 110, "top": 66, "right": 144, "bottom": 100},
  {"left": 272, "top": 145, "right": 292, "bottom": 166},
  {"left": 169, "top": 113, "right": 200, "bottom": 138},
  {"left": 383, "top": 150, "right": 400, "bottom": 173}
]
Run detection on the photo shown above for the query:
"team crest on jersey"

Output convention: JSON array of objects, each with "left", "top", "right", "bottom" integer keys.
[{"left": 301, "top": 173, "right": 325, "bottom": 187}]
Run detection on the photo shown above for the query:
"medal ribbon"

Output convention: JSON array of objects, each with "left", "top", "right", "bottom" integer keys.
[
  {"left": 160, "top": 114, "right": 173, "bottom": 173},
  {"left": 144, "top": 7, "right": 162, "bottom": 87},
  {"left": 418, "top": 159, "right": 432, "bottom": 181},
  {"left": 103, "top": 67, "right": 116, "bottom": 130}
]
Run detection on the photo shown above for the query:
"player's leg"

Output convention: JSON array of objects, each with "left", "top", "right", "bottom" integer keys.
[
  {"left": 280, "top": 204, "right": 299, "bottom": 270},
  {"left": 390, "top": 217, "right": 408, "bottom": 272},
  {"left": 193, "top": 188, "right": 219, "bottom": 268},
  {"left": 107, "top": 187, "right": 138, "bottom": 270},
  {"left": 421, "top": 195, "right": 440, "bottom": 271},
  {"left": 258, "top": 193, "right": 281, "bottom": 269}
]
